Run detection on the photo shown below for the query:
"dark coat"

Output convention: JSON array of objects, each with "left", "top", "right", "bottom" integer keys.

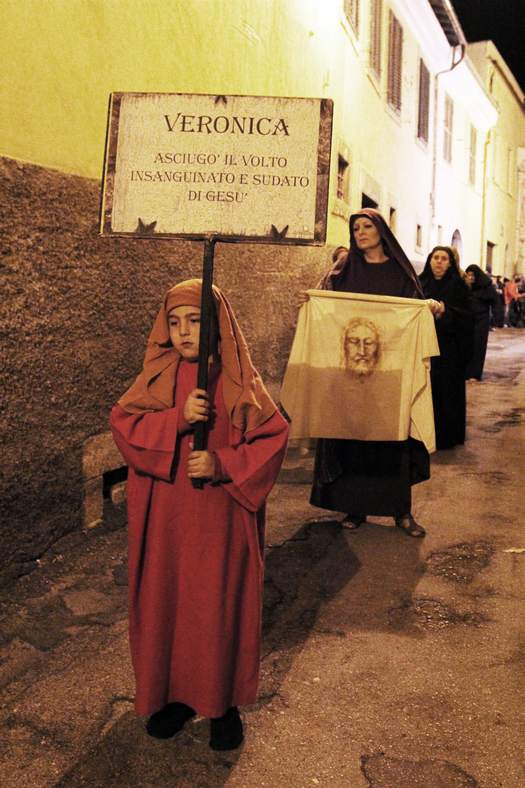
[
  {"left": 311, "top": 209, "right": 429, "bottom": 518},
  {"left": 419, "top": 264, "right": 473, "bottom": 449},
  {"left": 465, "top": 265, "right": 497, "bottom": 380}
]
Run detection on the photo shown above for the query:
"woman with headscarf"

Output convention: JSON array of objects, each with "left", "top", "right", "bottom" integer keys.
[
  {"left": 492, "top": 275, "right": 505, "bottom": 328},
  {"left": 300, "top": 208, "right": 442, "bottom": 537},
  {"left": 110, "top": 279, "right": 288, "bottom": 750},
  {"left": 419, "top": 246, "right": 473, "bottom": 449},
  {"left": 464, "top": 264, "right": 497, "bottom": 381}
]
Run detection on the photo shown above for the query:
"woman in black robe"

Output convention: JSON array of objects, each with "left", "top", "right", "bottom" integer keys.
[
  {"left": 419, "top": 247, "right": 473, "bottom": 450},
  {"left": 464, "top": 264, "right": 497, "bottom": 381},
  {"left": 492, "top": 276, "right": 505, "bottom": 328},
  {"left": 306, "top": 208, "right": 443, "bottom": 538}
]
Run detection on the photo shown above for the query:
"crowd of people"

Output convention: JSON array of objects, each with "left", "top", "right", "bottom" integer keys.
[
  {"left": 492, "top": 273, "right": 525, "bottom": 328},
  {"left": 108, "top": 207, "right": 523, "bottom": 751}
]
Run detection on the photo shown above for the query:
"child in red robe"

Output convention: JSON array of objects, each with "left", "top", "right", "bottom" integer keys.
[{"left": 110, "top": 279, "right": 288, "bottom": 750}]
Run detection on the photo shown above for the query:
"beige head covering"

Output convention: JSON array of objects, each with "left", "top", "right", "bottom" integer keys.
[{"left": 118, "top": 279, "right": 276, "bottom": 433}]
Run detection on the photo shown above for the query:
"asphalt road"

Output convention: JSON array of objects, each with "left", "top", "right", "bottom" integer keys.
[{"left": 1, "top": 329, "right": 523, "bottom": 787}]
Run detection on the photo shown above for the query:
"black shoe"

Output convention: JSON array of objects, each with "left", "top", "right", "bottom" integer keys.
[
  {"left": 209, "top": 706, "right": 244, "bottom": 751},
  {"left": 394, "top": 514, "right": 426, "bottom": 538},
  {"left": 341, "top": 513, "right": 365, "bottom": 530},
  {"left": 146, "top": 701, "right": 196, "bottom": 739}
]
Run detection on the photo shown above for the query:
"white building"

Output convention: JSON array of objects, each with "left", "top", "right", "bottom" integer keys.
[
  {"left": 467, "top": 40, "right": 525, "bottom": 276},
  {"left": 324, "top": 0, "right": 498, "bottom": 270}
]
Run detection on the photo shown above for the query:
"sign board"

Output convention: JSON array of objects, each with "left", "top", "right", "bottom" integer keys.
[{"left": 100, "top": 92, "right": 333, "bottom": 244}]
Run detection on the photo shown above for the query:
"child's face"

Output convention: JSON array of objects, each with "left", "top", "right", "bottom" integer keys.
[{"left": 168, "top": 305, "right": 201, "bottom": 361}]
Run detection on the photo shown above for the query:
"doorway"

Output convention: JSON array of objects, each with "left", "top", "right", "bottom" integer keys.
[{"left": 486, "top": 241, "right": 495, "bottom": 273}]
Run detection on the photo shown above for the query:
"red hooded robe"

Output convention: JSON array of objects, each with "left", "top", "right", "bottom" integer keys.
[{"left": 110, "top": 280, "right": 288, "bottom": 717}]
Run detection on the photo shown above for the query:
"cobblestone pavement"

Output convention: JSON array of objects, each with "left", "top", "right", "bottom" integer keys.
[{"left": 1, "top": 330, "right": 524, "bottom": 787}]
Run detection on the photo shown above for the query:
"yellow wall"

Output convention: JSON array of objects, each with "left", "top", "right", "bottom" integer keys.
[
  {"left": 2, "top": 0, "right": 520, "bottom": 262},
  {"left": 1, "top": 0, "right": 330, "bottom": 177}
]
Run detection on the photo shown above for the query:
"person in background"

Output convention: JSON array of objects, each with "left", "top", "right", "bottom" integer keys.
[
  {"left": 464, "top": 265, "right": 497, "bottom": 382},
  {"left": 503, "top": 277, "right": 512, "bottom": 326},
  {"left": 450, "top": 245, "right": 465, "bottom": 278},
  {"left": 493, "top": 276, "right": 505, "bottom": 328},
  {"left": 504, "top": 274, "right": 525, "bottom": 327},
  {"left": 419, "top": 247, "right": 473, "bottom": 449}
]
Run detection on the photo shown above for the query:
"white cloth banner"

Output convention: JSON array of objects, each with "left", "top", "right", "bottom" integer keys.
[{"left": 280, "top": 290, "right": 440, "bottom": 452}]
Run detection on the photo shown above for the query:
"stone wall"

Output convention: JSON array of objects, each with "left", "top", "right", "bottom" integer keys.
[{"left": 1, "top": 156, "right": 331, "bottom": 585}]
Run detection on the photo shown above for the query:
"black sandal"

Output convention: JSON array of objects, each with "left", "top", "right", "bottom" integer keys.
[
  {"left": 394, "top": 514, "right": 426, "bottom": 538},
  {"left": 341, "top": 514, "right": 366, "bottom": 530}
]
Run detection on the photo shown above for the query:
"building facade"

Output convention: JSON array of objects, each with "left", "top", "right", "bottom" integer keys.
[
  {"left": 2, "top": 0, "right": 524, "bottom": 269},
  {"left": 468, "top": 41, "right": 525, "bottom": 276}
]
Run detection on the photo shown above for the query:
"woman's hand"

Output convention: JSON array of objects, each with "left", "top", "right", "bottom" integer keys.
[
  {"left": 426, "top": 298, "right": 445, "bottom": 317},
  {"left": 183, "top": 388, "right": 210, "bottom": 424},
  {"left": 297, "top": 291, "right": 310, "bottom": 308},
  {"left": 187, "top": 450, "right": 215, "bottom": 479}
]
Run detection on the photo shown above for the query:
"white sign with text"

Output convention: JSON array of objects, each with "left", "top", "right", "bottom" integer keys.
[{"left": 101, "top": 92, "right": 332, "bottom": 243}]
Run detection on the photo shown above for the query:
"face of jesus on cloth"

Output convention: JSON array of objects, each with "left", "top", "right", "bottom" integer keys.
[
  {"left": 168, "top": 305, "right": 201, "bottom": 361},
  {"left": 342, "top": 318, "right": 381, "bottom": 378}
]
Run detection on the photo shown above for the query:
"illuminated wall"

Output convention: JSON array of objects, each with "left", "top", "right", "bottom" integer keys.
[
  {"left": 324, "top": 0, "right": 494, "bottom": 263},
  {"left": 468, "top": 41, "right": 525, "bottom": 276},
  {"left": 2, "top": 0, "right": 518, "bottom": 264},
  {"left": 1, "top": 0, "right": 329, "bottom": 177},
  {"left": 433, "top": 56, "right": 497, "bottom": 270}
]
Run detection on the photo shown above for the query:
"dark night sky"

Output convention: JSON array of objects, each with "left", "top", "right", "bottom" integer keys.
[{"left": 452, "top": 0, "right": 524, "bottom": 91}]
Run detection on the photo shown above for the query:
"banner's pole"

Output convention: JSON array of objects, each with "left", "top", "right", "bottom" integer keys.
[{"left": 192, "top": 236, "right": 216, "bottom": 489}]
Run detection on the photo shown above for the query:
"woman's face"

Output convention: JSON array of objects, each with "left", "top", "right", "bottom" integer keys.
[
  {"left": 430, "top": 249, "right": 451, "bottom": 280},
  {"left": 168, "top": 305, "right": 201, "bottom": 361},
  {"left": 352, "top": 217, "right": 383, "bottom": 252},
  {"left": 466, "top": 271, "right": 476, "bottom": 286}
]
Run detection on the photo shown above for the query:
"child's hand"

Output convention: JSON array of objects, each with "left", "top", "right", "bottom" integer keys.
[
  {"left": 183, "top": 388, "right": 209, "bottom": 424},
  {"left": 187, "top": 450, "right": 215, "bottom": 479}
]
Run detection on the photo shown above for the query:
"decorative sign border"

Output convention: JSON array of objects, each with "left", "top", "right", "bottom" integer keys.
[{"left": 100, "top": 92, "right": 333, "bottom": 246}]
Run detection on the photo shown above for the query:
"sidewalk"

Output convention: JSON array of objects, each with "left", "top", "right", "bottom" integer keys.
[{"left": 1, "top": 330, "right": 524, "bottom": 787}]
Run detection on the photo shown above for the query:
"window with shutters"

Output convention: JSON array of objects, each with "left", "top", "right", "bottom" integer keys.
[
  {"left": 369, "top": 0, "right": 382, "bottom": 76},
  {"left": 387, "top": 11, "right": 403, "bottom": 112},
  {"left": 337, "top": 155, "right": 350, "bottom": 201},
  {"left": 344, "top": 0, "right": 359, "bottom": 35},
  {"left": 469, "top": 125, "right": 477, "bottom": 185},
  {"left": 443, "top": 94, "right": 453, "bottom": 162},
  {"left": 389, "top": 207, "right": 397, "bottom": 232},
  {"left": 417, "top": 60, "right": 430, "bottom": 143}
]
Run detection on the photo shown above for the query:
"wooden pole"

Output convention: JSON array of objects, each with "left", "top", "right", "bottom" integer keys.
[{"left": 191, "top": 236, "right": 216, "bottom": 489}]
